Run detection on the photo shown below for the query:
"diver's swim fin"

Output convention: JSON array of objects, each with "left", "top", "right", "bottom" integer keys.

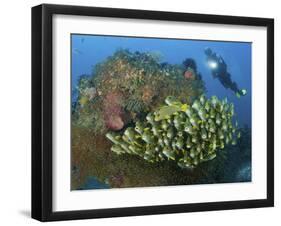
[
  {"left": 241, "top": 89, "right": 247, "bottom": 95},
  {"left": 236, "top": 89, "right": 247, "bottom": 98}
]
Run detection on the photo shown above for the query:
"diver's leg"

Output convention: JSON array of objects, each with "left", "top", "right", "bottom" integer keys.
[
  {"left": 230, "top": 81, "right": 240, "bottom": 93},
  {"left": 229, "top": 79, "right": 247, "bottom": 97},
  {"left": 219, "top": 73, "right": 232, "bottom": 89},
  {"left": 224, "top": 73, "right": 241, "bottom": 94},
  {"left": 220, "top": 78, "right": 230, "bottom": 89}
]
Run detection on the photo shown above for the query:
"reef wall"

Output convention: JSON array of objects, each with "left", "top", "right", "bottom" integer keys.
[{"left": 72, "top": 49, "right": 205, "bottom": 133}]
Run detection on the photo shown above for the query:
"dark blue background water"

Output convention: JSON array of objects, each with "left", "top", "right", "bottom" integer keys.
[{"left": 72, "top": 35, "right": 251, "bottom": 127}]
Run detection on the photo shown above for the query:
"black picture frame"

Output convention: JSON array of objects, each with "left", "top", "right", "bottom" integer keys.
[{"left": 32, "top": 4, "right": 274, "bottom": 222}]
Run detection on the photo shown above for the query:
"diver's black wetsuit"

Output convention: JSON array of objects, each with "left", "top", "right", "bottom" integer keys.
[{"left": 205, "top": 48, "right": 244, "bottom": 96}]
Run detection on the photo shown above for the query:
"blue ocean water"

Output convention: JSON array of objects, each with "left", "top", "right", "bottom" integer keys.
[
  {"left": 77, "top": 176, "right": 110, "bottom": 190},
  {"left": 71, "top": 34, "right": 251, "bottom": 127}
]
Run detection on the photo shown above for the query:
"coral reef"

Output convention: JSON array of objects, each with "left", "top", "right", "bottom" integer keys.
[
  {"left": 183, "top": 58, "right": 202, "bottom": 81},
  {"left": 72, "top": 49, "right": 205, "bottom": 133},
  {"left": 71, "top": 49, "right": 250, "bottom": 190},
  {"left": 71, "top": 124, "right": 250, "bottom": 189},
  {"left": 106, "top": 95, "right": 240, "bottom": 169},
  {"left": 103, "top": 91, "right": 125, "bottom": 130}
]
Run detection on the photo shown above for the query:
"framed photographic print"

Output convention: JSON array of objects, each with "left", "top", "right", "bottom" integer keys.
[{"left": 32, "top": 4, "right": 274, "bottom": 221}]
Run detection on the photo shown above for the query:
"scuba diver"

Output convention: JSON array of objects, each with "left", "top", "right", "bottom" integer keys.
[{"left": 204, "top": 47, "right": 247, "bottom": 98}]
